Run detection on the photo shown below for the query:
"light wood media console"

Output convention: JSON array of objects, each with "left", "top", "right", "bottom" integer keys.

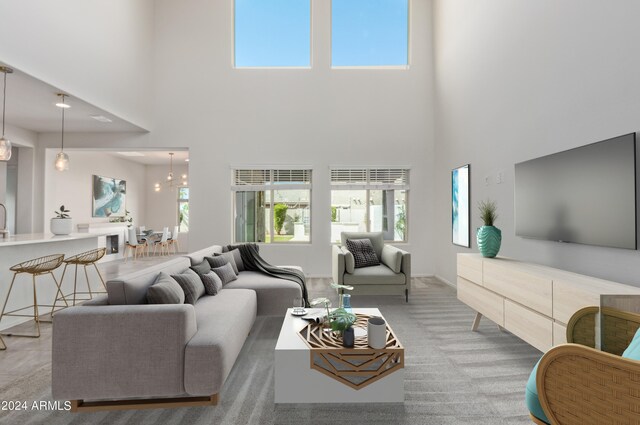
[{"left": 457, "top": 253, "right": 640, "bottom": 352}]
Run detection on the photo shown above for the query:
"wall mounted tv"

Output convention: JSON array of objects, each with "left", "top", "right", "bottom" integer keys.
[{"left": 515, "top": 133, "right": 637, "bottom": 250}]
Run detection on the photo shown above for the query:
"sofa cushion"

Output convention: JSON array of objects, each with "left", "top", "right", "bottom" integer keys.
[
  {"left": 225, "top": 271, "right": 302, "bottom": 316},
  {"left": 184, "top": 289, "right": 257, "bottom": 395},
  {"left": 214, "top": 251, "right": 240, "bottom": 274},
  {"left": 171, "top": 269, "right": 205, "bottom": 305},
  {"left": 202, "top": 271, "right": 223, "bottom": 295},
  {"left": 526, "top": 358, "right": 549, "bottom": 424},
  {"left": 206, "top": 255, "right": 234, "bottom": 272},
  {"left": 343, "top": 264, "right": 406, "bottom": 285},
  {"left": 341, "top": 232, "right": 384, "bottom": 260},
  {"left": 346, "top": 239, "right": 381, "bottom": 268},
  {"left": 106, "top": 257, "right": 192, "bottom": 305},
  {"left": 381, "top": 245, "right": 403, "bottom": 273},
  {"left": 212, "top": 263, "right": 238, "bottom": 285},
  {"left": 184, "top": 245, "right": 223, "bottom": 266},
  {"left": 146, "top": 272, "right": 185, "bottom": 304}
]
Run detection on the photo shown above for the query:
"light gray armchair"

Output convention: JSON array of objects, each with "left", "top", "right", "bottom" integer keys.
[{"left": 332, "top": 232, "right": 411, "bottom": 302}]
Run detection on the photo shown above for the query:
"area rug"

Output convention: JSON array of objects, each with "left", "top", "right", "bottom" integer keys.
[{"left": 0, "top": 278, "right": 540, "bottom": 424}]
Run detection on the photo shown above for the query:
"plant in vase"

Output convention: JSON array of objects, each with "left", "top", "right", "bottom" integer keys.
[
  {"left": 476, "top": 199, "right": 501, "bottom": 258},
  {"left": 51, "top": 205, "right": 73, "bottom": 235},
  {"left": 330, "top": 308, "right": 357, "bottom": 348},
  {"left": 330, "top": 282, "right": 354, "bottom": 310}
]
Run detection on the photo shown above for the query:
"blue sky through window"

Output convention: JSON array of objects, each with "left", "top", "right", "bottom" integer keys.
[
  {"left": 332, "top": 0, "right": 409, "bottom": 67},
  {"left": 235, "top": 0, "right": 311, "bottom": 67}
]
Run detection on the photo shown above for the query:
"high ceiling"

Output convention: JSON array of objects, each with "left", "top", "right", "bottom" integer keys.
[{"left": 0, "top": 64, "right": 145, "bottom": 133}]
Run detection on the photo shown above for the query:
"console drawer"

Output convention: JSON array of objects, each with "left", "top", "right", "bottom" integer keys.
[
  {"left": 505, "top": 300, "right": 553, "bottom": 352},
  {"left": 484, "top": 260, "right": 552, "bottom": 316},
  {"left": 553, "top": 280, "right": 600, "bottom": 325},
  {"left": 457, "top": 277, "right": 504, "bottom": 326},
  {"left": 457, "top": 254, "right": 483, "bottom": 285},
  {"left": 553, "top": 322, "right": 567, "bottom": 346}
]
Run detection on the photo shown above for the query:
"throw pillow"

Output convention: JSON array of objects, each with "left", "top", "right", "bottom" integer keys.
[
  {"left": 190, "top": 259, "right": 211, "bottom": 276},
  {"left": 211, "top": 263, "right": 238, "bottom": 285},
  {"left": 214, "top": 251, "right": 240, "bottom": 274},
  {"left": 146, "top": 272, "right": 185, "bottom": 304},
  {"left": 171, "top": 269, "right": 205, "bottom": 305},
  {"left": 202, "top": 270, "right": 223, "bottom": 295},
  {"left": 206, "top": 254, "right": 238, "bottom": 274},
  {"left": 346, "top": 238, "right": 380, "bottom": 268}
]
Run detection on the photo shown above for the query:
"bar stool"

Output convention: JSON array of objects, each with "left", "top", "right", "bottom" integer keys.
[
  {"left": 55, "top": 248, "right": 106, "bottom": 308},
  {"left": 0, "top": 254, "right": 66, "bottom": 340}
]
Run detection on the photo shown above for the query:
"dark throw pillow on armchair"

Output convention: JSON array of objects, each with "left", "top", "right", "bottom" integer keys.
[{"left": 346, "top": 238, "right": 381, "bottom": 268}]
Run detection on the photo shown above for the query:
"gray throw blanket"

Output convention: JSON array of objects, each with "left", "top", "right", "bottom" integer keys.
[{"left": 225, "top": 243, "right": 310, "bottom": 307}]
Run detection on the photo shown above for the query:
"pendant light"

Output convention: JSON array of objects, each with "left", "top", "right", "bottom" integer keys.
[
  {"left": 154, "top": 152, "right": 188, "bottom": 191},
  {"left": 54, "top": 93, "right": 69, "bottom": 171},
  {"left": 0, "top": 66, "right": 13, "bottom": 162}
]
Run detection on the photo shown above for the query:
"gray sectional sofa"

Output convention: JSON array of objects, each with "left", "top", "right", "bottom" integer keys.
[{"left": 52, "top": 244, "right": 303, "bottom": 411}]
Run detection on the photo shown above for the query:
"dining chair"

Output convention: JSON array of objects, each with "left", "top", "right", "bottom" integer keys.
[
  {"left": 125, "top": 228, "right": 145, "bottom": 262},
  {"left": 153, "top": 227, "right": 170, "bottom": 256},
  {"left": 168, "top": 225, "right": 180, "bottom": 254},
  {"left": 138, "top": 225, "right": 149, "bottom": 256}
]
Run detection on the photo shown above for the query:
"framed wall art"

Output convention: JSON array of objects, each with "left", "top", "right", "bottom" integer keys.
[{"left": 452, "top": 164, "right": 470, "bottom": 247}]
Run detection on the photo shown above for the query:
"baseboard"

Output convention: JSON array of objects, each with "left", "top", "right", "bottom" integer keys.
[{"left": 434, "top": 274, "right": 456, "bottom": 289}]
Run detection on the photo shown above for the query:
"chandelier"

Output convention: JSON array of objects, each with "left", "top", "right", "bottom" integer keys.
[{"left": 154, "top": 152, "right": 187, "bottom": 191}]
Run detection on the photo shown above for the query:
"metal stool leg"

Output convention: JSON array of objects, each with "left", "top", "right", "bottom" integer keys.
[
  {"left": 48, "top": 271, "right": 68, "bottom": 319},
  {"left": 31, "top": 274, "right": 41, "bottom": 338},
  {"left": 0, "top": 272, "right": 18, "bottom": 325},
  {"left": 83, "top": 265, "right": 93, "bottom": 300},
  {"left": 0, "top": 335, "right": 5, "bottom": 350},
  {"left": 94, "top": 263, "right": 106, "bottom": 291},
  {"left": 52, "top": 263, "right": 70, "bottom": 312},
  {"left": 73, "top": 263, "right": 79, "bottom": 306}
]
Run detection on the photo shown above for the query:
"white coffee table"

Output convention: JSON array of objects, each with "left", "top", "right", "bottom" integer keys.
[{"left": 274, "top": 307, "right": 404, "bottom": 403}]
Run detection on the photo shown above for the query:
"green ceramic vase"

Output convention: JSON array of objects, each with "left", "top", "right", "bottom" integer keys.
[{"left": 477, "top": 226, "right": 502, "bottom": 258}]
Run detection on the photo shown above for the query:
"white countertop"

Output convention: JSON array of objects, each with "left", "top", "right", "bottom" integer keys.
[{"left": 0, "top": 233, "right": 100, "bottom": 247}]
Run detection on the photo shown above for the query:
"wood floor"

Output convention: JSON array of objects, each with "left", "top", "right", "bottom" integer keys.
[{"left": 0, "top": 266, "right": 541, "bottom": 424}]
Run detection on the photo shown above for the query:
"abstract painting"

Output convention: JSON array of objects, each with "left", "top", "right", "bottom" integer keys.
[
  {"left": 452, "top": 164, "right": 470, "bottom": 247},
  {"left": 92, "top": 175, "right": 127, "bottom": 217}
]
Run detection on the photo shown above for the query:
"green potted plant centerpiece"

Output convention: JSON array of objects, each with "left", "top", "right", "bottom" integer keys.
[
  {"left": 51, "top": 205, "right": 73, "bottom": 235},
  {"left": 476, "top": 199, "right": 501, "bottom": 258}
]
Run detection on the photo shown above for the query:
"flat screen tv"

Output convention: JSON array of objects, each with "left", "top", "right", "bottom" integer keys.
[{"left": 515, "top": 133, "right": 637, "bottom": 250}]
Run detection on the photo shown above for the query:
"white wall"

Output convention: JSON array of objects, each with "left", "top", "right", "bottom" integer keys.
[
  {"left": 42, "top": 151, "right": 146, "bottom": 232},
  {"left": 144, "top": 163, "right": 189, "bottom": 251},
  {"left": 433, "top": 0, "right": 640, "bottom": 286},
  {"left": 0, "top": 0, "right": 155, "bottom": 129},
  {"left": 149, "top": 0, "right": 436, "bottom": 275}
]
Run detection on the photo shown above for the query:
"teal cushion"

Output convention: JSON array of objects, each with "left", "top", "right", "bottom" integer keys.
[
  {"left": 525, "top": 358, "right": 550, "bottom": 424},
  {"left": 622, "top": 327, "right": 640, "bottom": 360}
]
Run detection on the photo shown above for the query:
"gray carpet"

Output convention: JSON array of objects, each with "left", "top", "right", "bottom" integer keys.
[{"left": 0, "top": 277, "right": 541, "bottom": 424}]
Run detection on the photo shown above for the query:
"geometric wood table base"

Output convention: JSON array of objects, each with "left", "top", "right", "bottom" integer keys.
[{"left": 298, "top": 313, "right": 404, "bottom": 390}]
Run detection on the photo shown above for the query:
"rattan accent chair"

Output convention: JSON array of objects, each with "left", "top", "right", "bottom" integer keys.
[{"left": 533, "top": 307, "right": 640, "bottom": 425}]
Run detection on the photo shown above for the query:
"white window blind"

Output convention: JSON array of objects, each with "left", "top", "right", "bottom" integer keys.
[
  {"left": 330, "top": 167, "right": 409, "bottom": 189},
  {"left": 233, "top": 168, "right": 312, "bottom": 190}
]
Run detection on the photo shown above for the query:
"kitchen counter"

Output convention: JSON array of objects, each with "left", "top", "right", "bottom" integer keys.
[{"left": 0, "top": 233, "right": 99, "bottom": 247}]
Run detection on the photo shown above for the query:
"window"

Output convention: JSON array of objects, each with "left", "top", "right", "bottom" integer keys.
[
  {"left": 331, "top": 168, "right": 408, "bottom": 242},
  {"left": 332, "top": 0, "right": 409, "bottom": 67},
  {"left": 234, "top": 0, "right": 311, "bottom": 67},
  {"left": 178, "top": 187, "right": 189, "bottom": 232},
  {"left": 233, "top": 169, "right": 311, "bottom": 243}
]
